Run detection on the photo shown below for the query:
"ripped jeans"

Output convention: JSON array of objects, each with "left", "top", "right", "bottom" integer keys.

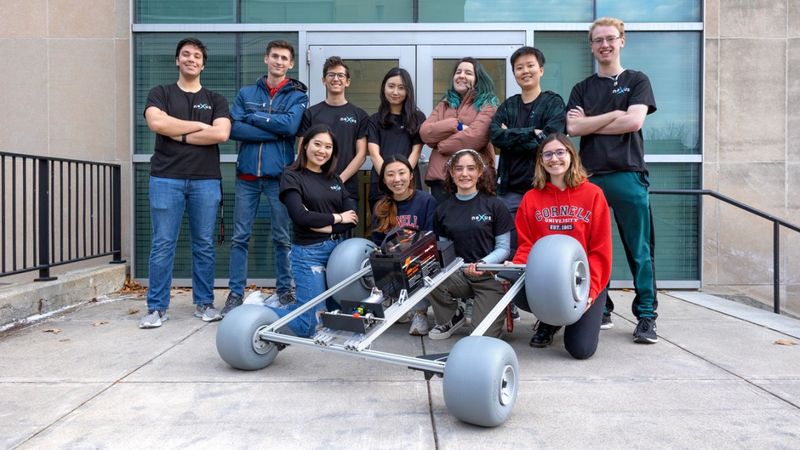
[{"left": 271, "top": 238, "right": 339, "bottom": 337}]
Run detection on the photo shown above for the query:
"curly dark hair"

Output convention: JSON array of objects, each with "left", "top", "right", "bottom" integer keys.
[{"left": 444, "top": 149, "right": 495, "bottom": 196}]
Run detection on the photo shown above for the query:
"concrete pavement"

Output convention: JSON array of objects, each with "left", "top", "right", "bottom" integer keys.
[{"left": 1, "top": 289, "right": 799, "bottom": 449}]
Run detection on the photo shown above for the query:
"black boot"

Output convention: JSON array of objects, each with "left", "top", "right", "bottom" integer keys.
[{"left": 530, "top": 321, "right": 562, "bottom": 348}]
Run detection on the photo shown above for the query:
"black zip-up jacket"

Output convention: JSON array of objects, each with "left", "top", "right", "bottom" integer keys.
[{"left": 490, "top": 91, "right": 565, "bottom": 194}]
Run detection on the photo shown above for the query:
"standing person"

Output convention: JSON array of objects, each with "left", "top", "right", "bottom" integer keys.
[
  {"left": 297, "top": 57, "right": 369, "bottom": 202},
  {"left": 139, "top": 37, "right": 231, "bottom": 329},
  {"left": 420, "top": 57, "right": 499, "bottom": 203},
  {"left": 428, "top": 149, "right": 513, "bottom": 340},
  {"left": 367, "top": 67, "right": 426, "bottom": 208},
  {"left": 222, "top": 40, "right": 308, "bottom": 316},
  {"left": 566, "top": 17, "right": 658, "bottom": 344},
  {"left": 512, "top": 134, "right": 612, "bottom": 359},
  {"left": 371, "top": 155, "right": 437, "bottom": 335},
  {"left": 490, "top": 46, "right": 566, "bottom": 230},
  {"left": 278, "top": 124, "right": 358, "bottom": 337}
]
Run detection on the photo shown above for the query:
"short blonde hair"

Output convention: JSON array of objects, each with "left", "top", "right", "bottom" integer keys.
[{"left": 590, "top": 17, "right": 625, "bottom": 40}]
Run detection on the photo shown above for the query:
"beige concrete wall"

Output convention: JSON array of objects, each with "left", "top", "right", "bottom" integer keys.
[
  {"left": 704, "top": 0, "right": 800, "bottom": 315},
  {"left": 0, "top": 0, "right": 132, "bottom": 279}
]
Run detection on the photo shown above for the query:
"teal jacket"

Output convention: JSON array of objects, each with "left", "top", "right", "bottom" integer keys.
[{"left": 490, "top": 91, "right": 565, "bottom": 194}]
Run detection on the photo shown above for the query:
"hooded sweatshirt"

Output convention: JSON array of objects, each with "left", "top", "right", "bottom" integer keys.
[{"left": 512, "top": 179, "right": 612, "bottom": 302}]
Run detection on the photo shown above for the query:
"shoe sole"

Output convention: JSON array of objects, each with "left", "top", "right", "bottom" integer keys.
[
  {"left": 633, "top": 335, "right": 658, "bottom": 344},
  {"left": 427, "top": 316, "right": 465, "bottom": 340},
  {"left": 600, "top": 323, "right": 614, "bottom": 330},
  {"left": 138, "top": 322, "right": 161, "bottom": 329},
  {"left": 202, "top": 315, "right": 222, "bottom": 322}
]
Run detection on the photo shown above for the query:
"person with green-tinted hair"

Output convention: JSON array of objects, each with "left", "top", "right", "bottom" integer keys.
[{"left": 420, "top": 57, "right": 499, "bottom": 203}]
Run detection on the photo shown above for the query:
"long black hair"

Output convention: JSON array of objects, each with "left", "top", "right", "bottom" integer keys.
[
  {"left": 377, "top": 67, "right": 421, "bottom": 135},
  {"left": 289, "top": 124, "right": 339, "bottom": 178}
]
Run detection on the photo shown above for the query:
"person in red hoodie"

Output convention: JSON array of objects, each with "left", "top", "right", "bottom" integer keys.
[{"left": 512, "top": 133, "right": 612, "bottom": 359}]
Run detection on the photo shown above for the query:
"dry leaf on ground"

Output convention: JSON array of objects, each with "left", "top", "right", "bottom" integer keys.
[
  {"left": 127, "top": 307, "right": 140, "bottom": 315},
  {"left": 43, "top": 328, "right": 61, "bottom": 334},
  {"left": 774, "top": 339, "right": 797, "bottom": 346},
  {"left": 92, "top": 320, "right": 109, "bottom": 327}
]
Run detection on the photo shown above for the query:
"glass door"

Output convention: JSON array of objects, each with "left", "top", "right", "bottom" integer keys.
[{"left": 308, "top": 45, "right": 416, "bottom": 114}]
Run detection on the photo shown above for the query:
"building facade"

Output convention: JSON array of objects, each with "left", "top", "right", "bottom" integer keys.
[{"left": 1, "top": 0, "right": 797, "bottom": 314}]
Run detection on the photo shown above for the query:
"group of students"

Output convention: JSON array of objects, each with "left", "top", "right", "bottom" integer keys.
[{"left": 139, "top": 16, "right": 659, "bottom": 359}]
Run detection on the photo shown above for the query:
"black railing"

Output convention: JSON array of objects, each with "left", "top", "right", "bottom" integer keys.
[
  {"left": 0, "top": 152, "right": 125, "bottom": 281},
  {"left": 650, "top": 189, "right": 800, "bottom": 315}
]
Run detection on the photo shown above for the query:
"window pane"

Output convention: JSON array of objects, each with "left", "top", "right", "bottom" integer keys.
[
  {"left": 419, "top": 0, "right": 592, "bottom": 22},
  {"left": 135, "top": 163, "right": 282, "bottom": 280},
  {"left": 431, "top": 58, "right": 505, "bottom": 110},
  {"left": 608, "top": 163, "right": 700, "bottom": 282},
  {"left": 341, "top": 60, "right": 400, "bottom": 115},
  {"left": 242, "top": 0, "right": 413, "bottom": 23},
  {"left": 135, "top": 33, "right": 298, "bottom": 156},
  {"left": 624, "top": 32, "right": 702, "bottom": 155},
  {"left": 135, "top": 0, "right": 236, "bottom": 23},
  {"left": 239, "top": 34, "right": 301, "bottom": 88},
  {"left": 533, "top": 32, "right": 593, "bottom": 106},
  {"left": 597, "top": 0, "right": 701, "bottom": 22}
]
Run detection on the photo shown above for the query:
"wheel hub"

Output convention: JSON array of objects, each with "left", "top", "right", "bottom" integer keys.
[
  {"left": 252, "top": 327, "right": 274, "bottom": 355},
  {"left": 499, "top": 364, "right": 516, "bottom": 406}
]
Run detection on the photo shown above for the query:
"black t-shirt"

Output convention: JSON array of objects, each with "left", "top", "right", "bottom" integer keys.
[
  {"left": 567, "top": 70, "right": 657, "bottom": 175},
  {"left": 298, "top": 102, "right": 369, "bottom": 195},
  {"left": 366, "top": 110, "right": 426, "bottom": 195},
  {"left": 514, "top": 100, "right": 535, "bottom": 129},
  {"left": 434, "top": 193, "right": 514, "bottom": 263},
  {"left": 279, "top": 168, "right": 357, "bottom": 245},
  {"left": 144, "top": 83, "right": 229, "bottom": 179}
]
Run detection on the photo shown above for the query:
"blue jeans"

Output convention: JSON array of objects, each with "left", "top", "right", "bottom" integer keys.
[
  {"left": 146, "top": 176, "right": 221, "bottom": 312},
  {"left": 271, "top": 239, "right": 338, "bottom": 337},
  {"left": 228, "top": 177, "right": 293, "bottom": 296}
]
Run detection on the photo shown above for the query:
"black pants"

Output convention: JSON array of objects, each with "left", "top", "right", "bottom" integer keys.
[
  {"left": 513, "top": 286, "right": 606, "bottom": 360},
  {"left": 563, "top": 289, "right": 606, "bottom": 360}
]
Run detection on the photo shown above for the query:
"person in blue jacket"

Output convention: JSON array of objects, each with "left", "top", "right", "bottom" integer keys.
[{"left": 222, "top": 40, "right": 309, "bottom": 316}]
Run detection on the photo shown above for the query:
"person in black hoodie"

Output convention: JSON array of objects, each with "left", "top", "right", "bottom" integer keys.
[{"left": 490, "top": 47, "right": 566, "bottom": 228}]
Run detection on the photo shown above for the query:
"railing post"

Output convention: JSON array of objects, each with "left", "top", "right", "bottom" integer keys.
[
  {"left": 773, "top": 222, "right": 780, "bottom": 314},
  {"left": 35, "top": 159, "right": 56, "bottom": 281},
  {"left": 110, "top": 165, "right": 126, "bottom": 264}
]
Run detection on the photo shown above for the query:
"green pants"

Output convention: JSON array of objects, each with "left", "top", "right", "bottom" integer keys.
[{"left": 590, "top": 171, "right": 658, "bottom": 319}]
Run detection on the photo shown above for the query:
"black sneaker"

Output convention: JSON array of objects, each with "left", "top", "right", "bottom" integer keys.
[
  {"left": 530, "top": 321, "right": 561, "bottom": 348},
  {"left": 633, "top": 317, "right": 658, "bottom": 344},
  {"left": 428, "top": 307, "right": 466, "bottom": 340},
  {"left": 600, "top": 313, "right": 614, "bottom": 330},
  {"left": 221, "top": 292, "right": 243, "bottom": 317}
]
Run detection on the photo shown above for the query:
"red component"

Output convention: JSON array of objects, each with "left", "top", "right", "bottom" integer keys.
[{"left": 353, "top": 313, "right": 361, "bottom": 318}]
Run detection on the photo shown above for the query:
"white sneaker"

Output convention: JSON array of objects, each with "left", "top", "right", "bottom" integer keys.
[
  {"left": 409, "top": 312, "right": 429, "bottom": 336},
  {"left": 243, "top": 290, "right": 266, "bottom": 305}
]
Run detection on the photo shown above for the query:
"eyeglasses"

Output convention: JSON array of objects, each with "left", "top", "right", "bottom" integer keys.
[
  {"left": 542, "top": 149, "right": 568, "bottom": 161},
  {"left": 325, "top": 72, "right": 348, "bottom": 80},
  {"left": 590, "top": 35, "right": 622, "bottom": 45}
]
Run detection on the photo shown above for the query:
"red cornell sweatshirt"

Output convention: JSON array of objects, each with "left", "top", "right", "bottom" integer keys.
[{"left": 512, "top": 180, "right": 612, "bottom": 303}]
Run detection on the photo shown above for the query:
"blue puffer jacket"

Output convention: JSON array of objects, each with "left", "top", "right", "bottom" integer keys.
[{"left": 230, "top": 77, "right": 308, "bottom": 177}]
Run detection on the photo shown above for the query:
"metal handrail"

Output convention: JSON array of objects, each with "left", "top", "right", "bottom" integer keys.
[
  {"left": 650, "top": 189, "right": 799, "bottom": 315},
  {"left": 0, "top": 151, "right": 125, "bottom": 281}
]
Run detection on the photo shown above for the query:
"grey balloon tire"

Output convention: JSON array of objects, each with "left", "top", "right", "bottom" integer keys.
[
  {"left": 442, "top": 336, "right": 519, "bottom": 427},
  {"left": 216, "top": 305, "right": 280, "bottom": 371}
]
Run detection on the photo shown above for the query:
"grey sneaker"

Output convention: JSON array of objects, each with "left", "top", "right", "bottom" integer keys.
[
  {"left": 463, "top": 298, "right": 474, "bottom": 325},
  {"left": 265, "top": 290, "right": 296, "bottom": 308},
  {"left": 428, "top": 307, "right": 466, "bottom": 340},
  {"left": 409, "top": 311, "right": 430, "bottom": 336},
  {"left": 195, "top": 304, "right": 222, "bottom": 322},
  {"left": 139, "top": 310, "right": 167, "bottom": 329},
  {"left": 221, "top": 292, "right": 243, "bottom": 317}
]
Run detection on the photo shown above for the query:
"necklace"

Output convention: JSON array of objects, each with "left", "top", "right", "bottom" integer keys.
[{"left": 602, "top": 69, "right": 624, "bottom": 87}]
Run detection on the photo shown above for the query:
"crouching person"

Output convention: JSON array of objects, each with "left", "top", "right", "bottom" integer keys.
[
  {"left": 512, "top": 133, "right": 612, "bottom": 359},
  {"left": 428, "top": 149, "right": 513, "bottom": 340}
]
